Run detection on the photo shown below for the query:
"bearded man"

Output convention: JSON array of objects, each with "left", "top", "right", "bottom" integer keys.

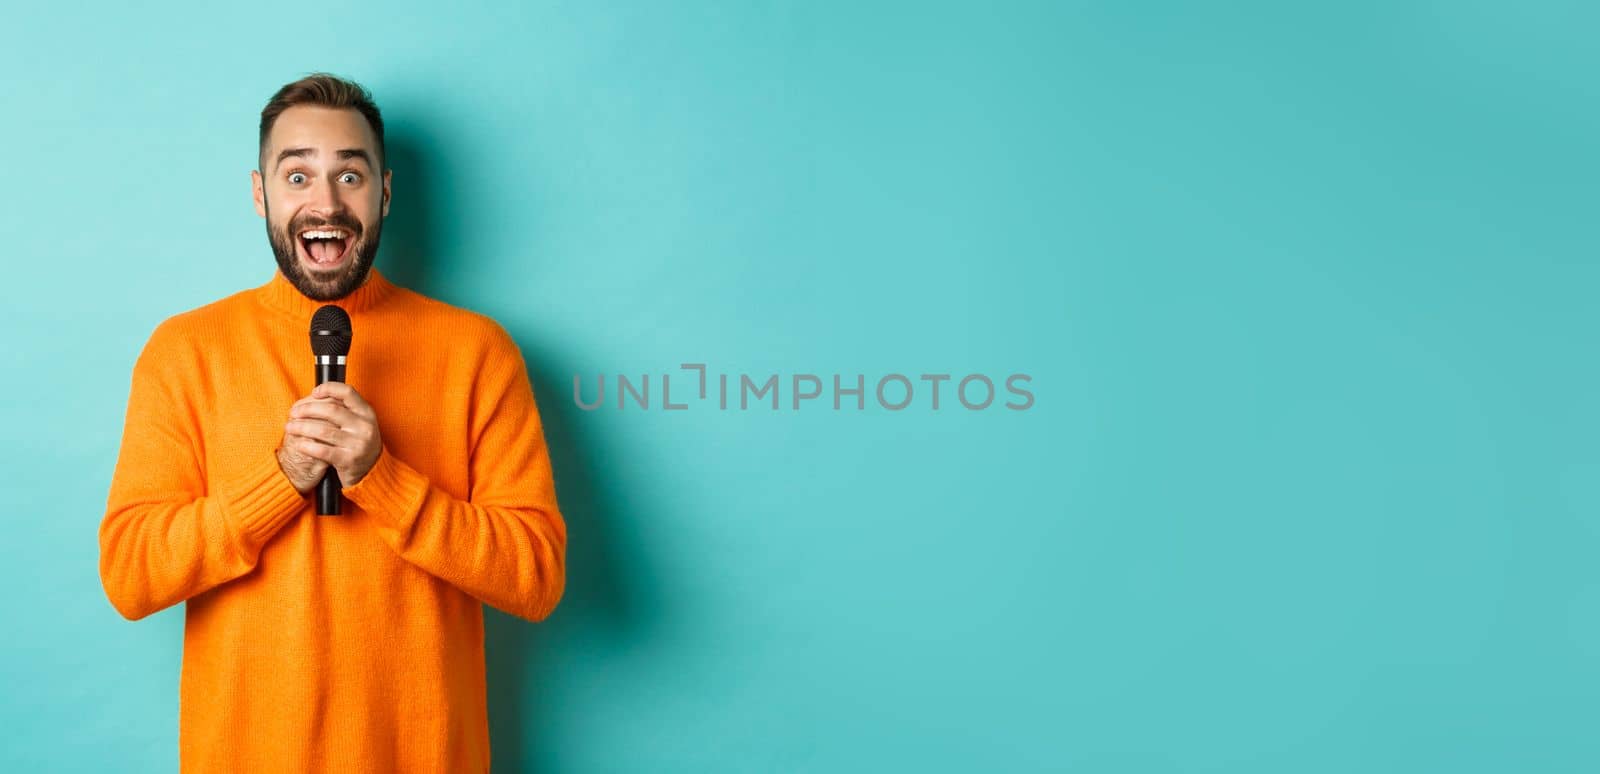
[{"left": 98, "top": 72, "right": 566, "bottom": 773}]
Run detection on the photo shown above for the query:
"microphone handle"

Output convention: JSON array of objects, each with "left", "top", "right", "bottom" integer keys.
[{"left": 314, "top": 360, "right": 346, "bottom": 515}]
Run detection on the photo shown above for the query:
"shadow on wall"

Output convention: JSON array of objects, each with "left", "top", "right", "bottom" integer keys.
[{"left": 383, "top": 126, "right": 654, "bottom": 772}]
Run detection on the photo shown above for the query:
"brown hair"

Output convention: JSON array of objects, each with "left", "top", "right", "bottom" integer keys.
[{"left": 258, "top": 72, "right": 386, "bottom": 171}]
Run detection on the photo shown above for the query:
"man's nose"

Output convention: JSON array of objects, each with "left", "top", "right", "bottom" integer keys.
[{"left": 306, "top": 176, "right": 345, "bottom": 216}]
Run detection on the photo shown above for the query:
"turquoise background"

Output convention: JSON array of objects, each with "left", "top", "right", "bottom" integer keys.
[{"left": 2, "top": 1, "right": 1595, "bottom": 771}]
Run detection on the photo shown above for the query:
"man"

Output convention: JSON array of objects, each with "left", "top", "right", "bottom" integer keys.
[{"left": 98, "top": 73, "right": 566, "bottom": 773}]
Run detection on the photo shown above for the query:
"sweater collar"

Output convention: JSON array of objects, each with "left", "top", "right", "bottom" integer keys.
[{"left": 256, "top": 266, "right": 398, "bottom": 317}]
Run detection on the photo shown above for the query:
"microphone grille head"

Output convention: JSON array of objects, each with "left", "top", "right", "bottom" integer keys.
[{"left": 309, "top": 305, "right": 353, "bottom": 356}]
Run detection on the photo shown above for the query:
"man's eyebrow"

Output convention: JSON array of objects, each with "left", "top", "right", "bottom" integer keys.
[
  {"left": 274, "top": 147, "right": 312, "bottom": 169},
  {"left": 336, "top": 149, "right": 375, "bottom": 168},
  {"left": 274, "top": 147, "right": 375, "bottom": 170}
]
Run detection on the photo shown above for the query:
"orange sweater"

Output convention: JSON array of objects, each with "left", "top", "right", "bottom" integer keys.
[{"left": 98, "top": 268, "right": 566, "bottom": 773}]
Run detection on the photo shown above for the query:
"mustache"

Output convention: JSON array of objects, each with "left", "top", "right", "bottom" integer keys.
[{"left": 286, "top": 216, "right": 363, "bottom": 238}]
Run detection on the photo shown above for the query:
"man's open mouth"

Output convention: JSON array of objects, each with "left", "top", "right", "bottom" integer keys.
[{"left": 297, "top": 227, "right": 355, "bottom": 268}]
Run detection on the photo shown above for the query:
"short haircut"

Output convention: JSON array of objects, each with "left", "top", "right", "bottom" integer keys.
[{"left": 258, "top": 73, "right": 386, "bottom": 172}]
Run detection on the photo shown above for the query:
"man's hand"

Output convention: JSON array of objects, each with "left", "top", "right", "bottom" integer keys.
[
  {"left": 276, "top": 430, "right": 329, "bottom": 496},
  {"left": 283, "top": 382, "right": 384, "bottom": 489}
]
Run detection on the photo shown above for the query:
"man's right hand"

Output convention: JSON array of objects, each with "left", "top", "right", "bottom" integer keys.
[{"left": 276, "top": 420, "right": 331, "bottom": 496}]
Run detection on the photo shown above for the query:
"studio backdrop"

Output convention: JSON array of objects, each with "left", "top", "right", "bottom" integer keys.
[{"left": 2, "top": 2, "right": 1596, "bottom": 772}]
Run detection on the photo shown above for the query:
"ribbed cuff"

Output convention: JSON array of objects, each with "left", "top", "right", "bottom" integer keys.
[
  {"left": 220, "top": 449, "right": 310, "bottom": 562},
  {"left": 343, "top": 446, "right": 429, "bottom": 539}
]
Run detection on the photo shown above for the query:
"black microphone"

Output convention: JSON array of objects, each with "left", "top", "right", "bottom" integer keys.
[{"left": 309, "top": 305, "right": 352, "bottom": 515}]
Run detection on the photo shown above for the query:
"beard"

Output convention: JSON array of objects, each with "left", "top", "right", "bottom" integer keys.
[{"left": 264, "top": 203, "right": 383, "bottom": 302}]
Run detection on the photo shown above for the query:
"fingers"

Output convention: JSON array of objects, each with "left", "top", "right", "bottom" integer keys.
[
  {"left": 289, "top": 437, "right": 326, "bottom": 465},
  {"left": 310, "top": 382, "right": 375, "bottom": 418},
  {"left": 286, "top": 403, "right": 377, "bottom": 448},
  {"left": 289, "top": 398, "right": 363, "bottom": 428},
  {"left": 285, "top": 418, "right": 377, "bottom": 455},
  {"left": 285, "top": 418, "right": 347, "bottom": 445},
  {"left": 289, "top": 435, "right": 355, "bottom": 467}
]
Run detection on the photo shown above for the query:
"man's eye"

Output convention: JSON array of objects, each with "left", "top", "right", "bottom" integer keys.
[
  {"left": 288, "top": 172, "right": 307, "bottom": 184},
  {"left": 339, "top": 172, "right": 360, "bottom": 184}
]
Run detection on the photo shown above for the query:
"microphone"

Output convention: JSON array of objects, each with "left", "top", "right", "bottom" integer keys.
[{"left": 309, "top": 305, "right": 352, "bottom": 515}]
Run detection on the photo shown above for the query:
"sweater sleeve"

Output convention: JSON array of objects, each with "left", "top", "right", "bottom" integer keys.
[
  {"left": 98, "top": 321, "right": 310, "bottom": 621},
  {"left": 342, "top": 326, "right": 567, "bottom": 623}
]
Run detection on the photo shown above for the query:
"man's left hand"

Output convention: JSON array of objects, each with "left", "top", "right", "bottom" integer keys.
[{"left": 284, "top": 382, "right": 383, "bottom": 488}]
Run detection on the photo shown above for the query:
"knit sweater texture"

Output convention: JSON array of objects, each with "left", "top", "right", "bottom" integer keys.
[{"left": 98, "top": 268, "right": 566, "bottom": 773}]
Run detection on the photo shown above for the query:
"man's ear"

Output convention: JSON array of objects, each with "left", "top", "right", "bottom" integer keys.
[
  {"left": 251, "top": 169, "right": 267, "bottom": 218},
  {"left": 381, "top": 168, "right": 392, "bottom": 218}
]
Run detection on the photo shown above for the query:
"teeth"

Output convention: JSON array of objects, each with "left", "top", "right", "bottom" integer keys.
[{"left": 300, "top": 229, "right": 348, "bottom": 239}]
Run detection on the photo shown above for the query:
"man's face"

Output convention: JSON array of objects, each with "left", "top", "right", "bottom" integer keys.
[{"left": 251, "top": 105, "right": 391, "bottom": 301}]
